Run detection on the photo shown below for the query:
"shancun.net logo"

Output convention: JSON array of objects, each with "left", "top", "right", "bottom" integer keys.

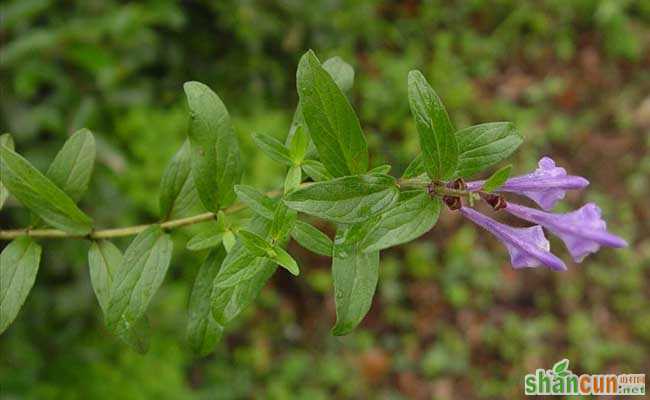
[{"left": 524, "top": 359, "right": 645, "bottom": 396}]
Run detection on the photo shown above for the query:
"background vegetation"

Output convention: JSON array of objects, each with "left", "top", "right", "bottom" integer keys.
[{"left": 1, "top": 0, "right": 648, "bottom": 398}]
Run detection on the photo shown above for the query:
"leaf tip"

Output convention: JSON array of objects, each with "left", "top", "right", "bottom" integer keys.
[
  {"left": 183, "top": 81, "right": 206, "bottom": 96},
  {"left": 299, "top": 49, "right": 321, "bottom": 68},
  {"left": 407, "top": 69, "right": 424, "bottom": 83}
]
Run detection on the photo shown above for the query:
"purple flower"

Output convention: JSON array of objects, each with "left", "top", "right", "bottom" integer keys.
[
  {"left": 467, "top": 157, "right": 589, "bottom": 210},
  {"left": 459, "top": 207, "right": 567, "bottom": 271},
  {"left": 504, "top": 202, "right": 628, "bottom": 262}
]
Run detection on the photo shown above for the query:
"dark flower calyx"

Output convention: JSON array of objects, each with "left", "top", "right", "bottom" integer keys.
[{"left": 479, "top": 192, "right": 507, "bottom": 210}]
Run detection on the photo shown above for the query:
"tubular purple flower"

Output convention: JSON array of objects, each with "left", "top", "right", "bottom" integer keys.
[
  {"left": 459, "top": 207, "right": 567, "bottom": 271},
  {"left": 467, "top": 157, "right": 589, "bottom": 210},
  {"left": 504, "top": 202, "right": 628, "bottom": 263}
]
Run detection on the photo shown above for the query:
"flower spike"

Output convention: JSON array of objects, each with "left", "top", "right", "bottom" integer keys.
[
  {"left": 467, "top": 157, "right": 589, "bottom": 210},
  {"left": 504, "top": 202, "right": 628, "bottom": 262},
  {"left": 459, "top": 207, "right": 567, "bottom": 271}
]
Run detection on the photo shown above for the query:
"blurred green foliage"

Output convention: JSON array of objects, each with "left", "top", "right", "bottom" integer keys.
[{"left": 1, "top": 0, "right": 649, "bottom": 398}]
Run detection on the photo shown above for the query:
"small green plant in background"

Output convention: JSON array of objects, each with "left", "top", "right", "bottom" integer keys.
[{"left": 0, "top": 50, "right": 626, "bottom": 355}]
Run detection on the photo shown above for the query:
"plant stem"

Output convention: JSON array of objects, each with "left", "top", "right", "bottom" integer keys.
[
  {"left": 0, "top": 200, "right": 249, "bottom": 241},
  {"left": 430, "top": 186, "right": 472, "bottom": 197},
  {"left": 397, "top": 177, "right": 430, "bottom": 189},
  {"left": 397, "top": 178, "right": 473, "bottom": 198},
  {"left": 0, "top": 181, "right": 470, "bottom": 241}
]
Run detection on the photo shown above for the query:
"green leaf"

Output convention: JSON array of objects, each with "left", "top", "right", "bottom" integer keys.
[
  {"left": 331, "top": 225, "right": 379, "bottom": 336},
  {"left": 222, "top": 231, "right": 236, "bottom": 253},
  {"left": 105, "top": 225, "right": 173, "bottom": 344},
  {"left": 237, "top": 229, "right": 273, "bottom": 257},
  {"left": 186, "top": 229, "right": 224, "bottom": 252},
  {"left": 290, "top": 220, "right": 333, "bottom": 257},
  {"left": 283, "top": 174, "right": 399, "bottom": 224},
  {"left": 270, "top": 202, "right": 297, "bottom": 242},
  {"left": 171, "top": 175, "right": 205, "bottom": 219},
  {"left": 159, "top": 140, "right": 201, "bottom": 220},
  {"left": 215, "top": 210, "right": 229, "bottom": 231},
  {"left": 0, "top": 134, "right": 13, "bottom": 148},
  {"left": 286, "top": 56, "right": 354, "bottom": 148},
  {"left": 402, "top": 154, "right": 425, "bottom": 179},
  {"left": 28, "top": 128, "right": 96, "bottom": 228},
  {"left": 118, "top": 317, "right": 151, "bottom": 354},
  {"left": 187, "top": 246, "right": 226, "bottom": 356},
  {"left": 361, "top": 191, "right": 441, "bottom": 252},
  {"left": 407, "top": 70, "right": 458, "bottom": 180},
  {"left": 297, "top": 50, "right": 368, "bottom": 177},
  {"left": 287, "top": 126, "right": 309, "bottom": 164},
  {"left": 302, "top": 159, "right": 333, "bottom": 182},
  {"left": 482, "top": 164, "right": 513, "bottom": 193},
  {"left": 252, "top": 132, "right": 293, "bottom": 166},
  {"left": 212, "top": 216, "right": 278, "bottom": 324},
  {"left": 0, "top": 237, "right": 42, "bottom": 333},
  {"left": 0, "top": 144, "right": 93, "bottom": 235},
  {"left": 238, "top": 229, "right": 300, "bottom": 277},
  {"left": 455, "top": 122, "right": 522, "bottom": 178},
  {"left": 184, "top": 81, "right": 242, "bottom": 211},
  {"left": 286, "top": 106, "right": 309, "bottom": 152},
  {"left": 234, "top": 184, "right": 277, "bottom": 220},
  {"left": 0, "top": 134, "right": 15, "bottom": 210},
  {"left": 88, "top": 240, "right": 121, "bottom": 314},
  {"left": 272, "top": 246, "right": 300, "bottom": 276},
  {"left": 89, "top": 241, "right": 150, "bottom": 353},
  {"left": 368, "top": 164, "right": 391, "bottom": 175},
  {"left": 284, "top": 165, "right": 302, "bottom": 194},
  {"left": 213, "top": 241, "right": 272, "bottom": 290},
  {"left": 46, "top": 128, "right": 95, "bottom": 202}
]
